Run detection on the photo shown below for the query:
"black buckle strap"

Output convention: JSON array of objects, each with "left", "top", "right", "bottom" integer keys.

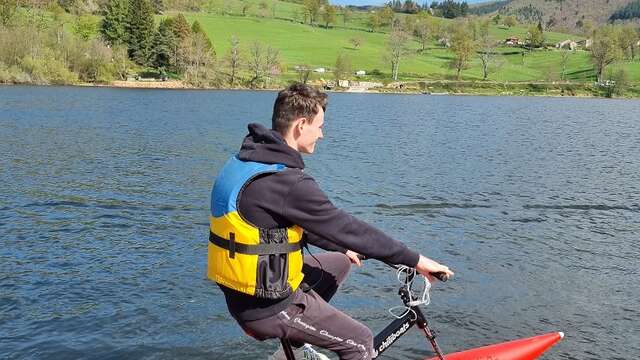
[{"left": 209, "top": 231, "right": 302, "bottom": 255}]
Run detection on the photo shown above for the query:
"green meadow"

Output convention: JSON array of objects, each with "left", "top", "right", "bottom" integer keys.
[{"left": 178, "top": 11, "right": 640, "bottom": 84}]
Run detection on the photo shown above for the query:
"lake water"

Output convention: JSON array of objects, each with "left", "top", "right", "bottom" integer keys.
[{"left": 1, "top": 86, "right": 639, "bottom": 360}]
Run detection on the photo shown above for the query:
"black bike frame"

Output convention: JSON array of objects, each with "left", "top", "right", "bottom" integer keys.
[{"left": 281, "top": 270, "right": 446, "bottom": 360}]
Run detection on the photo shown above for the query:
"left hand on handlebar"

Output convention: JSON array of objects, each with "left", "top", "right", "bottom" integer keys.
[
  {"left": 345, "top": 250, "right": 363, "bottom": 267},
  {"left": 416, "top": 255, "right": 454, "bottom": 282}
]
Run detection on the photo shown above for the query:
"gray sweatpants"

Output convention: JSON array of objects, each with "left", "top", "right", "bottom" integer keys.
[{"left": 239, "top": 252, "right": 374, "bottom": 360}]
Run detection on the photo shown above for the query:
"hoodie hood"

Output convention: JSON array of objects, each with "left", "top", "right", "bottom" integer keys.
[{"left": 237, "top": 123, "right": 305, "bottom": 169}]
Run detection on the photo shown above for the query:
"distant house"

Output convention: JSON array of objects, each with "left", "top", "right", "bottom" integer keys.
[
  {"left": 314, "top": 67, "right": 326, "bottom": 73},
  {"left": 338, "top": 80, "right": 350, "bottom": 87},
  {"left": 438, "top": 37, "right": 450, "bottom": 48},
  {"left": 505, "top": 37, "right": 521, "bottom": 46},
  {"left": 355, "top": 70, "right": 366, "bottom": 76},
  {"left": 576, "top": 39, "right": 593, "bottom": 50},
  {"left": 556, "top": 39, "right": 577, "bottom": 51}
]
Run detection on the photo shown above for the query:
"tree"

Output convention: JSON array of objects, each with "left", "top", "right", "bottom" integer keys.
[
  {"left": 191, "top": 19, "right": 213, "bottom": 50},
  {"left": 526, "top": 22, "right": 544, "bottom": 50},
  {"left": 112, "top": 45, "right": 130, "bottom": 80},
  {"left": 247, "top": 42, "right": 278, "bottom": 87},
  {"left": 100, "top": 0, "right": 129, "bottom": 46},
  {"left": 241, "top": 0, "right": 252, "bottom": 16},
  {"left": 342, "top": 6, "right": 352, "bottom": 26},
  {"left": 607, "top": 67, "right": 629, "bottom": 97},
  {"left": 258, "top": 1, "right": 268, "bottom": 17},
  {"left": 169, "top": 14, "right": 192, "bottom": 73},
  {"left": 225, "top": 35, "right": 241, "bottom": 86},
  {"left": 475, "top": 19, "right": 495, "bottom": 80},
  {"left": 414, "top": 16, "right": 431, "bottom": 52},
  {"left": 0, "top": 0, "right": 18, "bottom": 27},
  {"left": 380, "top": 6, "right": 394, "bottom": 26},
  {"left": 618, "top": 24, "right": 638, "bottom": 60},
  {"left": 449, "top": 22, "right": 474, "bottom": 79},
  {"left": 334, "top": 52, "right": 351, "bottom": 80},
  {"left": 580, "top": 20, "right": 595, "bottom": 37},
  {"left": 368, "top": 11, "right": 381, "bottom": 32},
  {"left": 559, "top": 48, "right": 571, "bottom": 81},
  {"left": 73, "top": 15, "right": 97, "bottom": 41},
  {"left": 296, "top": 64, "right": 311, "bottom": 84},
  {"left": 321, "top": 5, "right": 336, "bottom": 28},
  {"left": 264, "top": 45, "right": 279, "bottom": 87},
  {"left": 303, "top": 0, "right": 322, "bottom": 24},
  {"left": 349, "top": 36, "right": 363, "bottom": 49},
  {"left": 502, "top": 15, "right": 517, "bottom": 28},
  {"left": 185, "top": 31, "right": 216, "bottom": 86},
  {"left": 591, "top": 25, "right": 623, "bottom": 83},
  {"left": 386, "top": 27, "right": 410, "bottom": 81},
  {"left": 127, "top": 0, "right": 156, "bottom": 66},
  {"left": 153, "top": 18, "right": 176, "bottom": 69}
]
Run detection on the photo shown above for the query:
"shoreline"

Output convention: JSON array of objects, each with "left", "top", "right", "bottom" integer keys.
[{"left": 2, "top": 80, "right": 639, "bottom": 99}]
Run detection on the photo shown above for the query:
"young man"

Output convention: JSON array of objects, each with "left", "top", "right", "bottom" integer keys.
[{"left": 208, "top": 84, "right": 453, "bottom": 360}]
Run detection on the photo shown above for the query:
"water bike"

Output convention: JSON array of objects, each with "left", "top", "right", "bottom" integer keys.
[{"left": 279, "top": 259, "right": 563, "bottom": 360}]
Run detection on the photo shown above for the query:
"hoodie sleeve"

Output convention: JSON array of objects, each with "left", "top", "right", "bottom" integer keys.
[
  {"left": 284, "top": 175, "right": 420, "bottom": 267},
  {"left": 303, "top": 231, "right": 347, "bottom": 253}
]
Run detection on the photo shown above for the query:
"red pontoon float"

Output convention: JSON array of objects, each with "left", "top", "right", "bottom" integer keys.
[{"left": 425, "top": 332, "right": 564, "bottom": 360}]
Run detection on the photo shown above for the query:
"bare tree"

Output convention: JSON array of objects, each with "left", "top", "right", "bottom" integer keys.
[
  {"left": 342, "top": 6, "right": 352, "bottom": 26},
  {"left": 475, "top": 19, "right": 495, "bottom": 80},
  {"left": 386, "top": 26, "right": 410, "bottom": 81},
  {"left": 560, "top": 48, "right": 571, "bottom": 81},
  {"left": 226, "top": 35, "right": 241, "bottom": 86},
  {"left": 295, "top": 64, "right": 311, "bottom": 84},
  {"left": 264, "top": 45, "right": 279, "bottom": 87},
  {"left": 414, "top": 17, "right": 431, "bottom": 52},
  {"left": 247, "top": 41, "right": 280, "bottom": 88},
  {"left": 186, "top": 32, "right": 216, "bottom": 86},
  {"left": 248, "top": 41, "right": 264, "bottom": 87},
  {"left": 349, "top": 36, "right": 362, "bottom": 49}
]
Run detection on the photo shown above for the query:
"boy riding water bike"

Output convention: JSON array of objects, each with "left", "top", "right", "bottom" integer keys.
[{"left": 207, "top": 83, "right": 453, "bottom": 359}]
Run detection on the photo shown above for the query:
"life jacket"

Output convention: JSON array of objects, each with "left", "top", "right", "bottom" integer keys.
[{"left": 207, "top": 155, "right": 304, "bottom": 299}]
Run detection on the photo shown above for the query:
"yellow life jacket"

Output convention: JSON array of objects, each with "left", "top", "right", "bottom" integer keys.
[{"left": 207, "top": 156, "right": 304, "bottom": 299}]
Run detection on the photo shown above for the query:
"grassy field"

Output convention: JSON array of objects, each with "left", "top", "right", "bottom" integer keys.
[{"left": 178, "top": 11, "right": 640, "bottom": 83}]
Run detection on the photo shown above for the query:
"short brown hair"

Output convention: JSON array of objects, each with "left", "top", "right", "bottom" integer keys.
[{"left": 272, "top": 83, "right": 328, "bottom": 134}]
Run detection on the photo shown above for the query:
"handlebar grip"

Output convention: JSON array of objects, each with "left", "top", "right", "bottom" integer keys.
[{"left": 430, "top": 272, "right": 449, "bottom": 282}]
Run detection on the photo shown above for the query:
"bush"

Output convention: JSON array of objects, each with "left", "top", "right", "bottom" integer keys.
[
  {"left": 20, "top": 49, "right": 78, "bottom": 84},
  {"left": 0, "top": 62, "right": 29, "bottom": 83}
]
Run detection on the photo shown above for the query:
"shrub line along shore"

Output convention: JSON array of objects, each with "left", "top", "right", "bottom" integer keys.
[{"left": 4, "top": 80, "right": 635, "bottom": 99}]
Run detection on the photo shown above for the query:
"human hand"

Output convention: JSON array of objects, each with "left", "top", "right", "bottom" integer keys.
[
  {"left": 345, "top": 250, "right": 362, "bottom": 267},
  {"left": 415, "top": 255, "right": 454, "bottom": 283}
]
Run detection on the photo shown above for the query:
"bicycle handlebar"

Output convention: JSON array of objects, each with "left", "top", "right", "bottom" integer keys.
[{"left": 355, "top": 254, "right": 449, "bottom": 282}]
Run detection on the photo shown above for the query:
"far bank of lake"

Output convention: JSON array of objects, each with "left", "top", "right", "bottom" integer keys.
[{"left": 4, "top": 78, "right": 639, "bottom": 98}]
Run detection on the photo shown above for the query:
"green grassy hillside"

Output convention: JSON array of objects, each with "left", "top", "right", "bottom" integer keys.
[{"left": 181, "top": 12, "right": 640, "bottom": 83}]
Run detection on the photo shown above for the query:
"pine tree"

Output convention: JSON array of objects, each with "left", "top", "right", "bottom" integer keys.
[
  {"left": 191, "top": 20, "right": 213, "bottom": 51},
  {"left": 171, "top": 13, "right": 191, "bottom": 41},
  {"left": 169, "top": 14, "right": 192, "bottom": 73},
  {"left": 127, "top": 0, "right": 156, "bottom": 66},
  {"left": 153, "top": 18, "right": 176, "bottom": 69},
  {"left": 100, "top": 0, "right": 129, "bottom": 46}
]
